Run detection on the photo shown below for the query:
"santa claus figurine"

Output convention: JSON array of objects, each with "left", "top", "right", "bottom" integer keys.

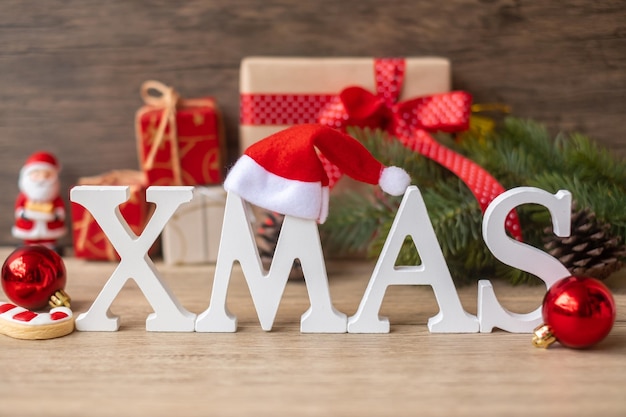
[{"left": 12, "top": 151, "right": 67, "bottom": 249}]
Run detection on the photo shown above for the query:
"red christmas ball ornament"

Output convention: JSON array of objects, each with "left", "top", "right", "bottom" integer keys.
[
  {"left": 1, "top": 246, "right": 70, "bottom": 310},
  {"left": 533, "top": 275, "right": 616, "bottom": 349}
]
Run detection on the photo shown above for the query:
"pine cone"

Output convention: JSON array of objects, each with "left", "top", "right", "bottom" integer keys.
[
  {"left": 543, "top": 207, "right": 626, "bottom": 280},
  {"left": 256, "top": 211, "right": 304, "bottom": 280}
]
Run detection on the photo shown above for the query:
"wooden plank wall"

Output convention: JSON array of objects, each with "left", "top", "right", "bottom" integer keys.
[{"left": 0, "top": 0, "right": 624, "bottom": 247}]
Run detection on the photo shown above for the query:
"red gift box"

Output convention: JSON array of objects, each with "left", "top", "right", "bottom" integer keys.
[
  {"left": 71, "top": 170, "right": 152, "bottom": 261},
  {"left": 135, "top": 80, "right": 225, "bottom": 186}
]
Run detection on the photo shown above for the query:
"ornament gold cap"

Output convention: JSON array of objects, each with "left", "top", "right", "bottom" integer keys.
[
  {"left": 532, "top": 324, "right": 557, "bottom": 348},
  {"left": 49, "top": 289, "right": 71, "bottom": 308}
]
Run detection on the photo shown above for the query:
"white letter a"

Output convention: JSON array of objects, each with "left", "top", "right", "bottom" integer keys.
[{"left": 348, "top": 186, "right": 478, "bottom": 333}]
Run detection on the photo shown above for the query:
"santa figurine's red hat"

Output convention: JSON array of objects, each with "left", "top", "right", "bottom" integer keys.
[
  {"left": 224, "top": 124, "right": 410, "bottom": 223},
  {"left": 20, "top": 151, "right": 60, "bottom": 176}
]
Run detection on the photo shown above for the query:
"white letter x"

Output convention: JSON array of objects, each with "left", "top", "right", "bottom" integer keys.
[{"left": 70, "top": 186, "right": 196, "bottom": 332}]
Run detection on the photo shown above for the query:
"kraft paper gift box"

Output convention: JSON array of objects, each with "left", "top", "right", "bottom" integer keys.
[
  {"left": 71, "top": 170, "right": 151, "bottom": 261},
  {"left": 162, "top": 186, "right": 226, "bottom": 265},
  {"left": 136, "top": 80, "right": 225, "bottom": 186},
  {"left": 239, "top": 56, "right": 451, "bottom": 152}
]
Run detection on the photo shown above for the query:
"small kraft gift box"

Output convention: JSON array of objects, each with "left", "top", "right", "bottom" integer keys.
[
  {"left": 239, "top": 56, "right": 451, "bottom": 153},
  {"left": 161, "top": 186, "right": 226, "bottom": 265},
  {"left": 136, "top": 80, "right": 225, "bottom": 186},
  {"left": 71, "top": 170, "right": 153, "bottom": 261}
]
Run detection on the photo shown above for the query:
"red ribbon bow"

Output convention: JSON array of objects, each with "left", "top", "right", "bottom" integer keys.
[
  {"left": 317, "top": 60, "right": 521, "bottom": 240},
  {"left": 318, "top": 86, "right": 472, "bottom": 148}
]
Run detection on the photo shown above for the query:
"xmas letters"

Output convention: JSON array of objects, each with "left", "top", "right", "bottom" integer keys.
[{"left": 70, "top": 184, "right": 572, "bottom": 334}]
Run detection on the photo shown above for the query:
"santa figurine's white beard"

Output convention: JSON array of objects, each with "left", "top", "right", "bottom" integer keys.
[{"left": 19, "top": 174, "right": 60, "bottom": 202}]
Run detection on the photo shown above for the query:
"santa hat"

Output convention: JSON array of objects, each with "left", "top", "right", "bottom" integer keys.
[
  {"left": 21, "top": 151, "right": 60, "bottom": 176},
  {"left": 224, "top": 124, "right": 410, "bottom": 223}
]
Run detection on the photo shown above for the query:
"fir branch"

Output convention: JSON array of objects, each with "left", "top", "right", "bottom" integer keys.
[
  {"left": 529, "top": 172, "right": 626, "bottom": 240},
  {"left": 558, "top": 132, "right": 626, "bottom": 192},
  {"left": 321, "top": 190, "right": 386, "bottom": 256},
  {"left": 419, "top": 178, "right": 483, "bottom": 258},
  {"left": 458, "top": 117, "right": 564, "bottom": 187},
  {"left": 322, "top": 119, "right": 626, "bottom": 285}
]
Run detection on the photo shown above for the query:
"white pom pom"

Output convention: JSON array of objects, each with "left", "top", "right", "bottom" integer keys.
[{"left": 379, "top": 166, "right": 410, "bottom": 196}]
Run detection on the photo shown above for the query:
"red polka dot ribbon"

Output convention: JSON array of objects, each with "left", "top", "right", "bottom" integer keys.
[
  {"left": 240, "top": 58, "right": 522, "bottom": 240},
  {"left": 240, "top": 94, "right": 336, "bottom": 126}
]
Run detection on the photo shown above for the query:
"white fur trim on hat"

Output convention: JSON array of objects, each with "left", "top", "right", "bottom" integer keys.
[
  {"left": 379, "top": 166, "right": 411, "bottom": 196},
  {"left": 224, "top": 155, "right": 328, "bottom": 222}
]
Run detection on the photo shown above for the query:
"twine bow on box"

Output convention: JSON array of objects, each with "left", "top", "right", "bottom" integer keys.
[{"left": 140, "top": 80, "right": 183, "bottom": 185}]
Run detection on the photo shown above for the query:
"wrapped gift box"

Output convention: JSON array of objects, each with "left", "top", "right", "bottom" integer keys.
[
  {"left": 239, "top": 57, "right": 451, "bottom": 152},
  {"left": 136, "top": 80, "right": 225, "bottom": 186},
  {"left": 71, "top": 170, "right": 152, "bottom": 261},
  {"left": 162, "top": 186, "right": 226, "bottom": 265}
]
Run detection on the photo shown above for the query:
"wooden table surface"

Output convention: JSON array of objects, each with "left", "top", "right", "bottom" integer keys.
[{"left": 0, "top": 248, "right": 624, "bottom": 417}]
